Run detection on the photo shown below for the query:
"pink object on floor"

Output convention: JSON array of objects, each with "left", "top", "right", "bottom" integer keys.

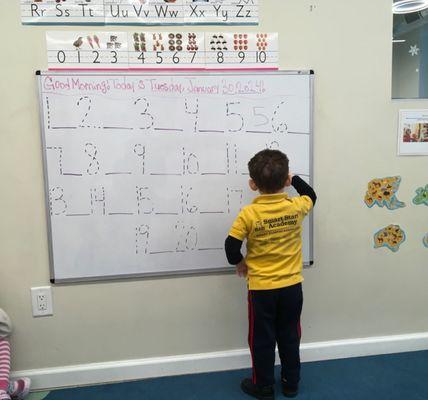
[
  {"left": 9, "top": 378, "right": 31, "bottom": 400},
  {"left": 0, "top": 391, "right": 11, "bottom": 400}
]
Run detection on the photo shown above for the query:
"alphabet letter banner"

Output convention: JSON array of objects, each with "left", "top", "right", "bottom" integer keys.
[{"left": 21, "top": 0, "right": 259, "bottom": 26}]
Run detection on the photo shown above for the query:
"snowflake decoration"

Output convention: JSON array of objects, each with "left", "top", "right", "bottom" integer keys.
[{"left": 409, "top": 45, "right": 420, "bottom": 56}]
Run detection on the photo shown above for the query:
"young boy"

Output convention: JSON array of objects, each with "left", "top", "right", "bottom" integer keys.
[{"left": 225, "top": 149, "right": 316, "bottom": 399}]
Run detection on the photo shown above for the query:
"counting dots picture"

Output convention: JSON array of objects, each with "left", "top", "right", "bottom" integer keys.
[
  {"left": 256, "top": 33, "right": 268, "bottom": 51},
  {"left": 233, "top": 33, "right": 248, "bottom": 51},
  {"left": 152, "top": 33, "right": 164, "bottom": 51},
  {"left": 187, "top": 33, "right": 199, "bottom": 51},
  {"left": 167, "top": 32, "right": 183, "bottom": 52},
  {"left": 106, "top": 35, "right": 122, "bottom": 50},
  {"left": 133, "top": 33, "right": 147, "bottom": 52},
  {"left": 209, "top": 33, "right": 228, "bottom": 51}
]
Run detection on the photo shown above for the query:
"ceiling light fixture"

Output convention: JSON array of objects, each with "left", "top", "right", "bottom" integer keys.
[{"left": 393, "top": 0, "right": 428, "bottom": 14}]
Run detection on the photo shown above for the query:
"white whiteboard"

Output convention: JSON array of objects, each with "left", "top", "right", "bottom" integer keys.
[{"left": 37, "top": 71, "right": 314, "bottom": 283}]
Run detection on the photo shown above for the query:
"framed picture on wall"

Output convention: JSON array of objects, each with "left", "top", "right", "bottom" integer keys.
[{"left": 398, "top": 109, "right": 428, "bottom": 155}]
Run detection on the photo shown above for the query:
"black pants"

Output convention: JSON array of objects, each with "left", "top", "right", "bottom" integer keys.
[{"left": 247, "top": 283, "right": 303, "bottom": 388}]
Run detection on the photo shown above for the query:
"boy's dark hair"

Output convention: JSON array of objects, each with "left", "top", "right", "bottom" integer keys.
[{"left": 248, "top": 149, "right": 289, "bottom": 193}]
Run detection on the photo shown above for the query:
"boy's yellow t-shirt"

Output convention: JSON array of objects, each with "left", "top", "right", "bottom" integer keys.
[{"left": 229, "top": 193, "right": 313, "bottom": 290}]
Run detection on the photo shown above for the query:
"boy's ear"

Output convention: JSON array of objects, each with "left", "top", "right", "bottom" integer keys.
[
  {"left": 249, "top": 179, "right": 258, "bottom": 191},
  {"left": 284, "top": 174, "right": 292, "bottom": 187}
]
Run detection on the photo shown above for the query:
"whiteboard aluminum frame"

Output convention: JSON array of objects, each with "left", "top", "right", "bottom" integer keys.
[
  {"left": 307, "top": 71, "right": 314, "bottom": 267},
  {"left": 37, "top": 72, "right": 57, "bottom": 283},
  {"left": 37, "top": 70, "right": 315, "bottom": 283}
]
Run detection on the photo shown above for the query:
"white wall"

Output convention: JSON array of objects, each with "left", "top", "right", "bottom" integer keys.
[{"left": 1, "top": 0, "right": 428, "bottom": 380}]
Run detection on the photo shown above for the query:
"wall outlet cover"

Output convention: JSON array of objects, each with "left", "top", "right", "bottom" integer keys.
[{"left": 31, "top": 286, "right": 53, "bottom": 317}]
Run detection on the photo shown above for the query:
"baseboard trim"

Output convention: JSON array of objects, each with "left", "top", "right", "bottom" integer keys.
[{"left": 13, "top": 332, "right": 428, "bottom": 391}]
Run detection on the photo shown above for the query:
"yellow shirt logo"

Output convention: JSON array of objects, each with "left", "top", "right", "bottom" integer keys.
[{"left": 229, "top": 193, "right": 313, "bottom": 290}]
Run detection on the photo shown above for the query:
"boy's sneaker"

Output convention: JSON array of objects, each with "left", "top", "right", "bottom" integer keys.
[
  {"left": 281, "top": 379, "right": 298, "bottom": 398},
  {"left": 8, "top": 378, "right": 31, "bottom": 400},
  {"left": 240, "top": 378, "right": 274, "bottom": 400}
]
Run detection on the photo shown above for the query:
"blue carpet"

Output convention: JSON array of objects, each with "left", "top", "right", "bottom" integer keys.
[{"left": 44, "top": 351, "right": 428, "bottom": 400}]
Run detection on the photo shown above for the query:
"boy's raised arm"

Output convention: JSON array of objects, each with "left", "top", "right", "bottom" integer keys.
[{"left": 291, "top": 175, "right": 317, "bottom": 206}]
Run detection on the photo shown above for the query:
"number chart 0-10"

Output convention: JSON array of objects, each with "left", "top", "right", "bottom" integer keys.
[
  {"left": 38, "top": 71, "right": 313, "bottom": 282},
  {"left": 46, "top": 31, "right": 278, "bottom": 70}
]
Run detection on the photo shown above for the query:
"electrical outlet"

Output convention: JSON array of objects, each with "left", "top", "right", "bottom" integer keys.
[{"left": 31, "top": 286, "right": 53, "bottom": 317}]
